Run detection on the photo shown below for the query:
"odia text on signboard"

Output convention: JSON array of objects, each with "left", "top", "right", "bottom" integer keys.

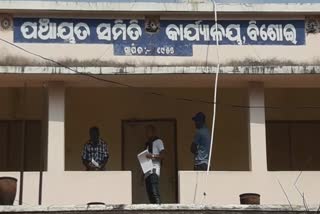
[{"left": 14, "top": 18, "right": 306, "bottom": 56}]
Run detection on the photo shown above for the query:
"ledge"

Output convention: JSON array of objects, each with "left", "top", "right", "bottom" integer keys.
[
  {"left": 1, "top": 66, "right": 320, "bottom": 75},
  {"left": 0, "top": 204, "right": 319, "bottom": 213}
]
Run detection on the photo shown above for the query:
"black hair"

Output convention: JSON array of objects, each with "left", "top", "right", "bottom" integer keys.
[{"left": 89, "top": 126, "right": 99, "bottom": 135}]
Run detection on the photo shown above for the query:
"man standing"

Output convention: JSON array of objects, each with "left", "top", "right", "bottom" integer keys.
[
  {"left": 191, "top": 112, "right": 211, "bottom": 171},
  {"left": 144, "top": 125, "right": 165, "bottom": 204},
  {"left": 82, "top": 127, "right": 109, "bottom": 171}
]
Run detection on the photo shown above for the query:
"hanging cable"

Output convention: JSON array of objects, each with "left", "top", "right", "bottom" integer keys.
[
  {"left": 201, "top": 0, "right": 220, "bottom": 204},
  {"left": 2, "top": 38, "right": 320, "bottom": 110}
]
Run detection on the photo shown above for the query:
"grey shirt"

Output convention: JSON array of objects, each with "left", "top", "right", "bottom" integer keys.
[{"left": 193, "top": 126, "right": 211, "bottom": 165}]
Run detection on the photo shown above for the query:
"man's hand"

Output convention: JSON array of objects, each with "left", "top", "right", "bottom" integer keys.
[
  {"left": 146, "top": 151, "right": 165, "bottom": 160},
  {"left": 89, "top": 162, "right": 98, "bottom": 168},
  {"left": 146, "top": 153, "right": 154, "bottom": 159},
  {"left": 84, "top": 161, "right": 100, "bottom": 171},
  {"left": 190, "top": 143, "right": 197, "bottom": 155},
  {"left": 89, "top": 166, "right": 100, "bottom": 171}
]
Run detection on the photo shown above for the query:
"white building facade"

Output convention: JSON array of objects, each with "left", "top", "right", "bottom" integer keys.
[{"left": 0, "top": 0, "right": 320, "bottom": 207}]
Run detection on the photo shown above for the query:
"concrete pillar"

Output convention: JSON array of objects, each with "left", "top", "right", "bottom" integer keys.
[
  {"left": 248, "top": 82, "right": 268, "bottom": 173},
  {"left": 47, "top": 82, "right": 65, "bottom": 172}
]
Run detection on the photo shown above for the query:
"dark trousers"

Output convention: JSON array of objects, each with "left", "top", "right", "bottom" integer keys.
[
  {"left": 145, "top": 173, "right": 161, "bottom": 204},
  {"left": 194, "top": 163, "right": 208, "bottom": 171}
]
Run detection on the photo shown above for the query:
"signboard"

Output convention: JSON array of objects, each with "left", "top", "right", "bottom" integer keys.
[{"left": 14, "top": 18, "right": 305, "bottom": 56}]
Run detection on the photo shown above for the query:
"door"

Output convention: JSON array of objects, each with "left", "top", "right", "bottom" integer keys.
[{"left": 122, "top": 120, "right": 177, "bottom": 204}]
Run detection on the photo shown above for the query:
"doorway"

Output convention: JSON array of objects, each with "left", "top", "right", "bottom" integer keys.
[{"left": 122, "top": 119, "right": 177, "bottom": 204}]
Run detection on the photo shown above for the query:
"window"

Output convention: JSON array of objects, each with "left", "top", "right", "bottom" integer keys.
[
  {"left": 266, "top": 121, "right": 320, "bottom": 171},
  {"left": 0, "top": 120, "right": 44, "bottom": 171}
]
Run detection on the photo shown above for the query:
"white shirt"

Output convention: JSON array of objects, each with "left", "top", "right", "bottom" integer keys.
[{"left": 148, "top": 139, "right": 164, "bottom": 177}]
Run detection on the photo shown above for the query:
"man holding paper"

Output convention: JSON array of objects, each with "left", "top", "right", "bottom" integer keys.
[
  {"left": 143, "top": 125, "right": 165, "bottom": 204},
  {"left": 82, "top": 127, "right": 109, "bottom": 171}
]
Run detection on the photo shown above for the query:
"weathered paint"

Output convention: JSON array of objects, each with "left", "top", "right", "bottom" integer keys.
[
  {"left": 0, "top": 204, "right": 318, "bottom": 213},
  {"left": 1, "top": 66, "right": 320, "bottom": 75}
]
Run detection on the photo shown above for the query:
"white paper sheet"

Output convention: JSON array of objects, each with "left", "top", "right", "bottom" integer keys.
[
  {"left": 137, "top": 149, "right": 154, "bottom": 174},
  {"left": 91, "top": 158, "right": 100, "bottom": 168}
]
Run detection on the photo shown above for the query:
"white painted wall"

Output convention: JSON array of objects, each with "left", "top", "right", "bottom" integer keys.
[
  {"left": 179, "top": 171, "right": 320, "bottom": 205},
  {"left": 0, "top": 171, "right": 132, "bottom": 206}
]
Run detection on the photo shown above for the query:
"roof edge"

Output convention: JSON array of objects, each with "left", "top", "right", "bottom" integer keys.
[
  {"left": 0, "top": 1, "right": 320, "bottom": 13},
  {"left": 1, "top": 66, "right": 320, "bottom": 75}
]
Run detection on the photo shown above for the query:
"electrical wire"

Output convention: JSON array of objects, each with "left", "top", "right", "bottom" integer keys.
[
  {"left": 2, "top": 38, "right": 320, "bottom": 110},
  {"left": 2, "top": 10, "right": 320, "bottom": 207},
  {"left": 0, "top": 38, "right": 134, "bottom": 88},
  {"left": 200, "top": 0, "right": 220, "bottom": 205},
  {"left": 3, "top": 3, "right": 320, "bottom": 209},
  {"left": 0, "top": 37, "right": 215, "bottom": 104}
]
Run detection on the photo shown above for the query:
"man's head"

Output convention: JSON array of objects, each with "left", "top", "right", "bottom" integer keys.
[
  {"left": 192, "top": 112, "right": 206, "bottom": 129},
  {"left": 145, "top": 125, "right": 156, "bottom": 139},
  {"left": 89, "top": 126, "right": 100, "bottom": 143}
]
